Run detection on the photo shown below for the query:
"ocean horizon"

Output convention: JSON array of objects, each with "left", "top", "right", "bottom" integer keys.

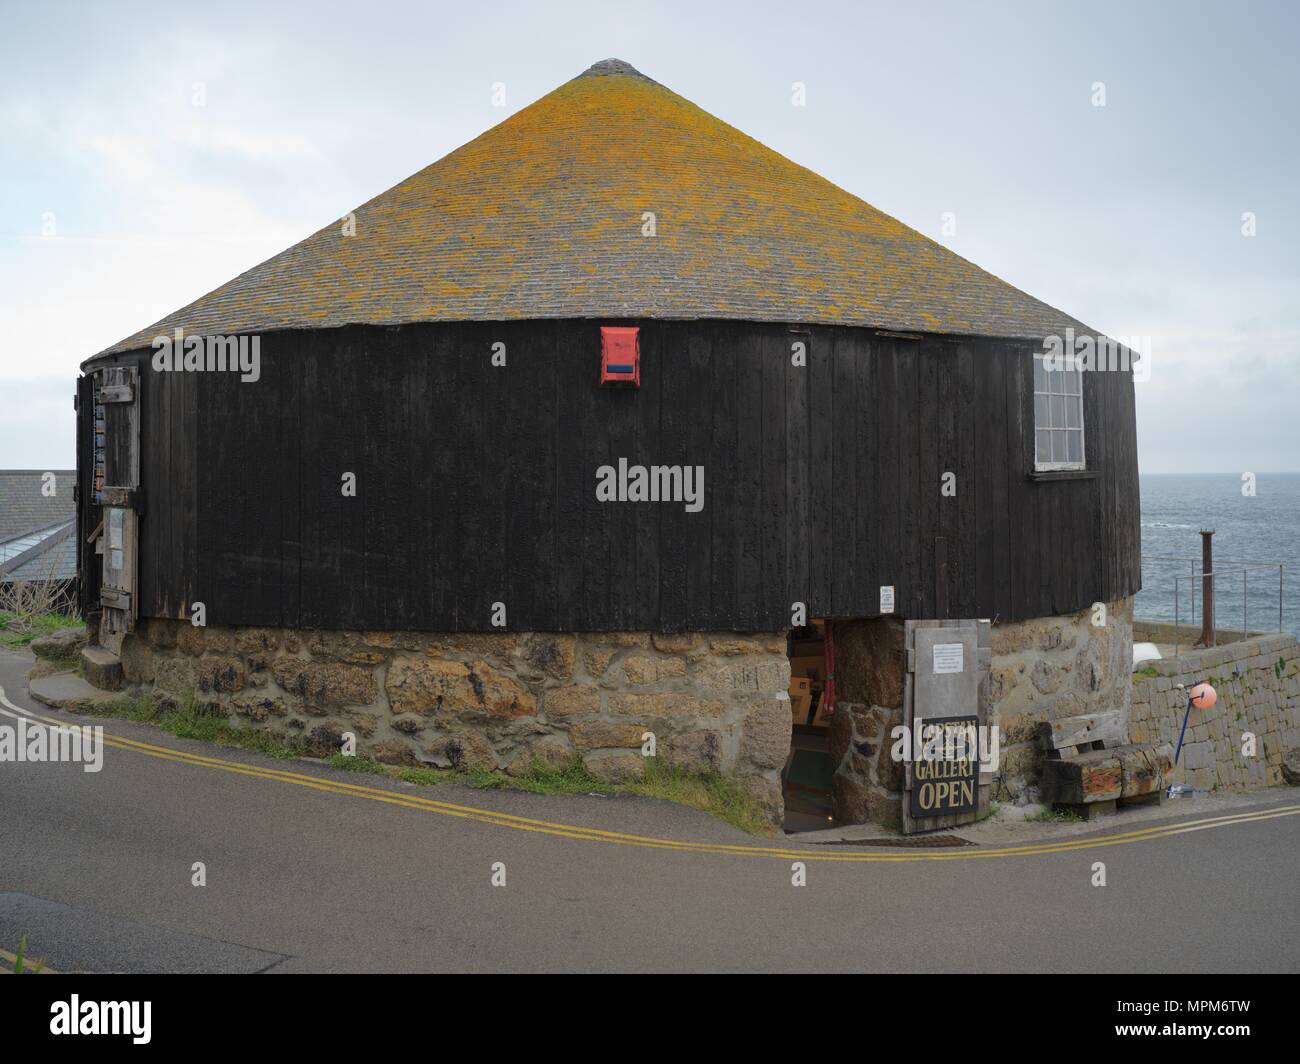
[{"left": 1136, "top": 471, "right": 1299, "bottom": 638}]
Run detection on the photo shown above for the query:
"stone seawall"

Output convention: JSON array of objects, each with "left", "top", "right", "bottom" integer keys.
[
  {"left": 118, "top": 621, "right": 793, "bottom": 822},
  {"left": 1130, "top": 632, "right": 1300, "bottom": 791}
]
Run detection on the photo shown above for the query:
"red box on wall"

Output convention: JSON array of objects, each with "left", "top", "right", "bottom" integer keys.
[{"left": 600, "top": 326, "right": 640, "bottom": 388}]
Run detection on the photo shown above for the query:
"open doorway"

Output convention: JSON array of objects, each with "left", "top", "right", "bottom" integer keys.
[{"left": 782, "top": 619, "right": 835, "bottom": 832}]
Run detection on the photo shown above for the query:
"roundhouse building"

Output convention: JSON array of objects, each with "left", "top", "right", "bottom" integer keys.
[{"left": 75, "top": 60, "right": 1140, "bottom": 830}]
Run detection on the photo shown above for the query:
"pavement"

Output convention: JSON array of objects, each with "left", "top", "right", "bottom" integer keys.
[{"left": 2, "top": 646, "right": 1298, "bottom": 973}]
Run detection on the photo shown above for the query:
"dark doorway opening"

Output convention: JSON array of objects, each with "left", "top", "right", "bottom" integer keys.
[{"left": 782, "top": 619, "right": 835, "bottom": 832}]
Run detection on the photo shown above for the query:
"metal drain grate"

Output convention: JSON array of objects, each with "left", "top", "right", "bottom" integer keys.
[{"left": 815, "top": 834, "right": 975, "bottom": 848}]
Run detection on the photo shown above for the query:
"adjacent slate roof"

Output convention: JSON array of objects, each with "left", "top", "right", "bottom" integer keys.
[
  {"left": 99, "top": 58, "right": 1088, "bottom": 356},
  {"left": 0, "top": 471, "right": 75, "bottom": 542},
  {"left": 0, "top": 471, "right": 77, "bottom": 582}
]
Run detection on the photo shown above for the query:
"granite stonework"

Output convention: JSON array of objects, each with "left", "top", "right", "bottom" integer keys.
[
  {"left": 827, "top": 597, "right": 1135, "bottom": 826},
  {"left": 1129, "top": 632, "right": 1300, "bottom": 792},
  {"left": 117, "top": 620, "right": 792, "bottom": 825}
]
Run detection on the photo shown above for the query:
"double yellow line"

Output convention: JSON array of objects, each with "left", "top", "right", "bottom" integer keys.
[{"left": 3, "top": 690, "right": 1297, "bottom": 862}]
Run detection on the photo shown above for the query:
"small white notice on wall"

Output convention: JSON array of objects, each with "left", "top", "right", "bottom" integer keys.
[
  {"left": 880, "top": 586, "right": 895, "bottom": 614},
  {"left": 933, "top": 643, "right": 964, "bottom": 675}
]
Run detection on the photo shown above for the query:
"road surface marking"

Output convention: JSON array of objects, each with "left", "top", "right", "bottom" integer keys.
[{"left": 3, "top": 687, "right": 1297, "bottom": 862}]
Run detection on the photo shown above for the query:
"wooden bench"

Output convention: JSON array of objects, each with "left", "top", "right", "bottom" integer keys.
[{"left": 1037, "top": 712, "right": 1173, "bottom": 818}]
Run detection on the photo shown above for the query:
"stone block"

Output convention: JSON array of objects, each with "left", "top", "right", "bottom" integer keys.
[
  {"left": 739, "top": 698, "right": 792, "bottom": 770},
  {"left": 197, "top": 656, "right": 246, "bottom": 694},
  {"left": 384, "top": 657, "right": 533, "bottom": 718},
  {"left": 30, "top": 626, "right": 87, "bottom": 662},
  {"left": 506, "top": 735, "right": 574, "bottom": 776},
  {"left": 427, "top": 731, "right": 499, "bottom": 772},
  {"left": 517, "top": 633, "right": 576, "bottom": 682},
  {"left": 606, "top": 692, "right": 724, "bottom": 719},
  {"left": 569, "top": 721, "right": 646, "bottom": 751},
  {"left": 274, "top": 658, "right": 376, "bottom": 709},
  {"left": 543, "top": 684, "right": 601, "bottom": 718},
  {"left": 623, "top": 654, "right": 686, "bottom": 685},
  {"left": 661, "top": 729, "right": 722, "bottom": 773},
  {"left": 80, "top": 646, "right": 122, "bottom": 691},
  {"left": 583, "top": 750, "right": 645, "bottom": 783}
]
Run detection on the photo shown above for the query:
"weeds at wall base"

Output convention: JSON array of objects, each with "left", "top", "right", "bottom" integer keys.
[{"left": 71, "top": 690, "right": 777, "bottom": 835}]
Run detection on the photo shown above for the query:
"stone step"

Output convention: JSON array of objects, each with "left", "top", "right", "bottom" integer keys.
[
  {"left": 80, "top": 646, "right": 123, "bottom": 691},
  {"left": 29, "top": 626, "right": 89, "bottom": 663},
  {"left": 28, "top": 672, "right": 130, "bottom": 713}
]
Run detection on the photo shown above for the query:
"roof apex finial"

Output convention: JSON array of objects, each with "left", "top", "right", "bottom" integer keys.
[{"left": 578, "top": 58, "right": 653, "bottom": 82}]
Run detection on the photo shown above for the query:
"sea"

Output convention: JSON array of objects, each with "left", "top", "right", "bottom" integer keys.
[{"left": 1136, "top": 473, "right": 1300, "bottom": 638}]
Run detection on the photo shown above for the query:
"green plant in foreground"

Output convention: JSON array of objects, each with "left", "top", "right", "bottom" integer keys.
[
  {"left": 10, "top": 936, "right": 43, "bottom": 975},
  {"left": 1028, "top": 807, "right": 1084, "bottom": 823}
]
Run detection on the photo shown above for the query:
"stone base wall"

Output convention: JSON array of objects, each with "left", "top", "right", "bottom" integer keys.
[
  {"left": 987, "top": 596, "right": 1134, "bottom": 798},
  {"left": 116, "top": 620, "right": 792, "bottom": 823},
  {"left": 827, "top": 597, "right": 1135, "bottom": 826},
  {"left": 1130, "top": 632, "right": 1300, "bottom": 791}
]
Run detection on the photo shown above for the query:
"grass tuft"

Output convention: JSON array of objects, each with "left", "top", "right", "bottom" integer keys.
[
  {"left": 327, "top": 753, "right": 387, "bottom": 774},
  {"left": 0, "top": 610, "right": 81, "bottom": 651},
  {"left": 78, "top": 691, "right": 304, "bottom": 760},
  {"left": 1027, "top": 807, "right": 1084, "bottom": 823}
]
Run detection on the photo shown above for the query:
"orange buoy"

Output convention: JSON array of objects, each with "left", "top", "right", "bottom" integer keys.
[{"left": 1189, "top": 682, "right": 1217, "bottom": 710}]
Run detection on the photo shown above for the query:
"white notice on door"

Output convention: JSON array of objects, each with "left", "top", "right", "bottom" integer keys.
[
  {"left": 880, "top": 586, "right": 895, "bottom": 614},
  {"left": 932, "top": 643, "right": 964, "bottom": 675}
]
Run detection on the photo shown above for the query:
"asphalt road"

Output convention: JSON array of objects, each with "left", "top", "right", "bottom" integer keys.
[{"left": 2, "top": 647, "right": 1297, "bottom": 973}]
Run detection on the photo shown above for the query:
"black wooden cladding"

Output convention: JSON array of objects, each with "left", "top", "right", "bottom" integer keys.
[{"left": 81, "top": 320, "right": 1141, "bottom": 632}]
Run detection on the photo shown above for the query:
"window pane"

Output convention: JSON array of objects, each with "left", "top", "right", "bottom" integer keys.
[
  {"left": 1067, "top": 431, "right": 1082, "bottom": 463},
  {"left": 1051, "top": 394, "right": 1065, "bottom": 427},
  {"left": 1066, "top": 395, "right": 1081, "bottom": 428},
  {"left": 1052, "top": 430, "right": 1067, "bottom": 462},
  {"left": 1065, "top": 369, "right": 1081, "bottom": 394},
  {"left": 1035, "top": 394, "right": 1049, "bottom": 426},
  {"left": 1034, "top": 357, "right": 1047, "bottom": 392},
  {"left": 1036, "top": 430, "right": 1051, "bottom": 462}
]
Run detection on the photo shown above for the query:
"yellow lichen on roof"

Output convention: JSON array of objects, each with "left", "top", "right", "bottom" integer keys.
[{"left": 100, "top": 58, "right": 1087, "bottom": 356}]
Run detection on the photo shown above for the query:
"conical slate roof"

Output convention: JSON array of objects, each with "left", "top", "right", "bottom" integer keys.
[{"left": 101, "top": 59, "right": 1086, "bottom": 355}]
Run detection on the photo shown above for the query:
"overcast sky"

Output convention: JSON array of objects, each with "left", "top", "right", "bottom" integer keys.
[{"left": 2, "top": 0, "right": 1297, "bottom": 473}]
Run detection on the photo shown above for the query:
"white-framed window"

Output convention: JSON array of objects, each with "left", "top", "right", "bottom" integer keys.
[{"left": 1033, "top": 353, "right": 1085, "bottom": 470}]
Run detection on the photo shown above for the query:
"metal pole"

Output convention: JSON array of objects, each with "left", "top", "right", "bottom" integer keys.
[
  {"left": 1244, "top": 569, "right": 1248, "bottom": 639},
  {"left": 1198, "top": 529, "right": 1215, "bottom": 648},
  {"left": 1174, "top": 692, "right": 1194, "bottom": 765}
]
